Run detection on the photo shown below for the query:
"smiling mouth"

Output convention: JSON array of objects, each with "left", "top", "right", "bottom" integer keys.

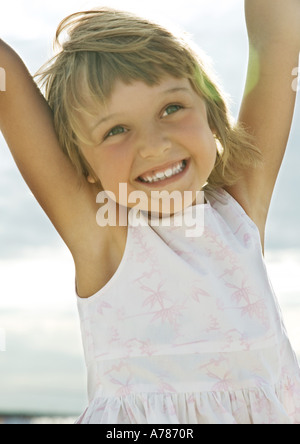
[{"left": 137, "top": 159, "right": 188, "bottom": 184}]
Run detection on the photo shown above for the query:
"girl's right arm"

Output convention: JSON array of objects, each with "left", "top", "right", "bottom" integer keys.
[{"left": 0, "top": 40, "right": 101, "bottom": 257}]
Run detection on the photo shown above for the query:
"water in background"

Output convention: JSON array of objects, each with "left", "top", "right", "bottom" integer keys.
[{"left": 0, "top": 2, "right": 299, "bottom": 419}]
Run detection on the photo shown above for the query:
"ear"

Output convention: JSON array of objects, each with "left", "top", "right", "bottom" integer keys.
[{"left": 87, "top": 175, "right": 96, "bottom": 184}]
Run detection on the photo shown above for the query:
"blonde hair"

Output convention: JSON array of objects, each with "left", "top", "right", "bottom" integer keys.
[{"left": 36, "top": 8, "right": 261, "bottom": 189}]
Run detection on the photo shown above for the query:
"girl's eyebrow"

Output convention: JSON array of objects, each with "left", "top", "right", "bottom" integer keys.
[
  {"left": 92, "top": 113, "right": 121, "bottom": 131},
  {"left": 92, "top": 87, "right": 191, "bottom": 131},
  {"left": 162, "top": 87, "right": 191, "bottom": 95}
]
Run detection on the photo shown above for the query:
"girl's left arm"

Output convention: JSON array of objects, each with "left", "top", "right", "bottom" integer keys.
[{"left": 229, "top": 0, "right": 300, "bottom": 246}]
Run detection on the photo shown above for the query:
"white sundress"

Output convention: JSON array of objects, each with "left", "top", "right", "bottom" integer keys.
[{"left": 75, "top": 187, "right": 300, "bottom": 424}]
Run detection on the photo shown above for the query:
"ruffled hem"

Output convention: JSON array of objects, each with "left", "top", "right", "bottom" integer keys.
[{"left": 75, "top": 386, "right": 300, "bottom": 425}]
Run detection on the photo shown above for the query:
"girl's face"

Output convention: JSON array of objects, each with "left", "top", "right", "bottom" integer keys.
[{"left": 79, "top": 76, "right": 217, "bottom": 214}]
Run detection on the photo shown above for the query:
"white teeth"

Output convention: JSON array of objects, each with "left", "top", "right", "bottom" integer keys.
[
  {"left": 164, "top": 168, "right": 173, "bottom": 178},
  {"left": 139, "top": 160, "right": 186, "bottom": 183}
]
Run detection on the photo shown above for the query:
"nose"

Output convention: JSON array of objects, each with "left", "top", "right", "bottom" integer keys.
[{"left": 137, "top": 123, "right": 171, "bottom": 159}]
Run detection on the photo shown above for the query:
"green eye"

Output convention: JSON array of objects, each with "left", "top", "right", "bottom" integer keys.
[
  {"left": 107, "top": 126, "right": 126, "bottom": 138},
  {"left": 164, "top": 104, "right": 182, "bottom": 116}
]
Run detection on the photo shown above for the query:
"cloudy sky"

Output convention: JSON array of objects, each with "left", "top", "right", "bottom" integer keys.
[
  {"left": 0, "top": 0, "right": 299, "bottom": 416},
  {"left": 0, "top": 0, "right": 242, "bottom": 39}
]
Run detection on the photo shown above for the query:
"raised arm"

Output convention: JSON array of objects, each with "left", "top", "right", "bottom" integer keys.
[
  {"left": 0, "top": 40, "right": 99, "bottom": 256},
  {"left": 227, "top": 0, "right": 300, "bottom": 246}
]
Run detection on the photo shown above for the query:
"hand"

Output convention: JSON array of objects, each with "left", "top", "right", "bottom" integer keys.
[{"left": 244, "top": 0, "right": 300, "bottom": 52}]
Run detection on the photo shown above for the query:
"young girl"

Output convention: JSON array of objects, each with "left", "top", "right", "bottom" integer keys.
[{"left": 1, "top": 1, "right": 300, "bottom": 424}]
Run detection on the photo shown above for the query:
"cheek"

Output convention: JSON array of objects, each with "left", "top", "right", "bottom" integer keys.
[
  {"left": 192, "top": 133, "right": 218, "bottom": 186},
  {"left": 97, "top": 162, "right": 124, "bottom": 192},
  {"left": 204, "top": 138, "right": 218, "bottom": 176},
  {"left": 82, "top": 145, "right": 131, "bottom": 187},
  {"left": 189, "top": 125, "right": 217, "bottom": 166},
  {"left": 106, "top": 150, "right": 131, "bottom": 177},
  {"left": 207, "top": 134, "right": 218, "bottom": 166}
]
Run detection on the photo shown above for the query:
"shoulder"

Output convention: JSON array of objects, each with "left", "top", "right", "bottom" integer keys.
[{"left": 222, "top": 185, "right": 266, "bottom": 253}]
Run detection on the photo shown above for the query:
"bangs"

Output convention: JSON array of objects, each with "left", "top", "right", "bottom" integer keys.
[{"left": 65, "top": 50, "right": 193, "bottom": 146}]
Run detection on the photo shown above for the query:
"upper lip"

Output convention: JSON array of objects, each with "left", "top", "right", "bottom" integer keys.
[{"left": 136, "top": 159, "right": 186, "bottom": 180}]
